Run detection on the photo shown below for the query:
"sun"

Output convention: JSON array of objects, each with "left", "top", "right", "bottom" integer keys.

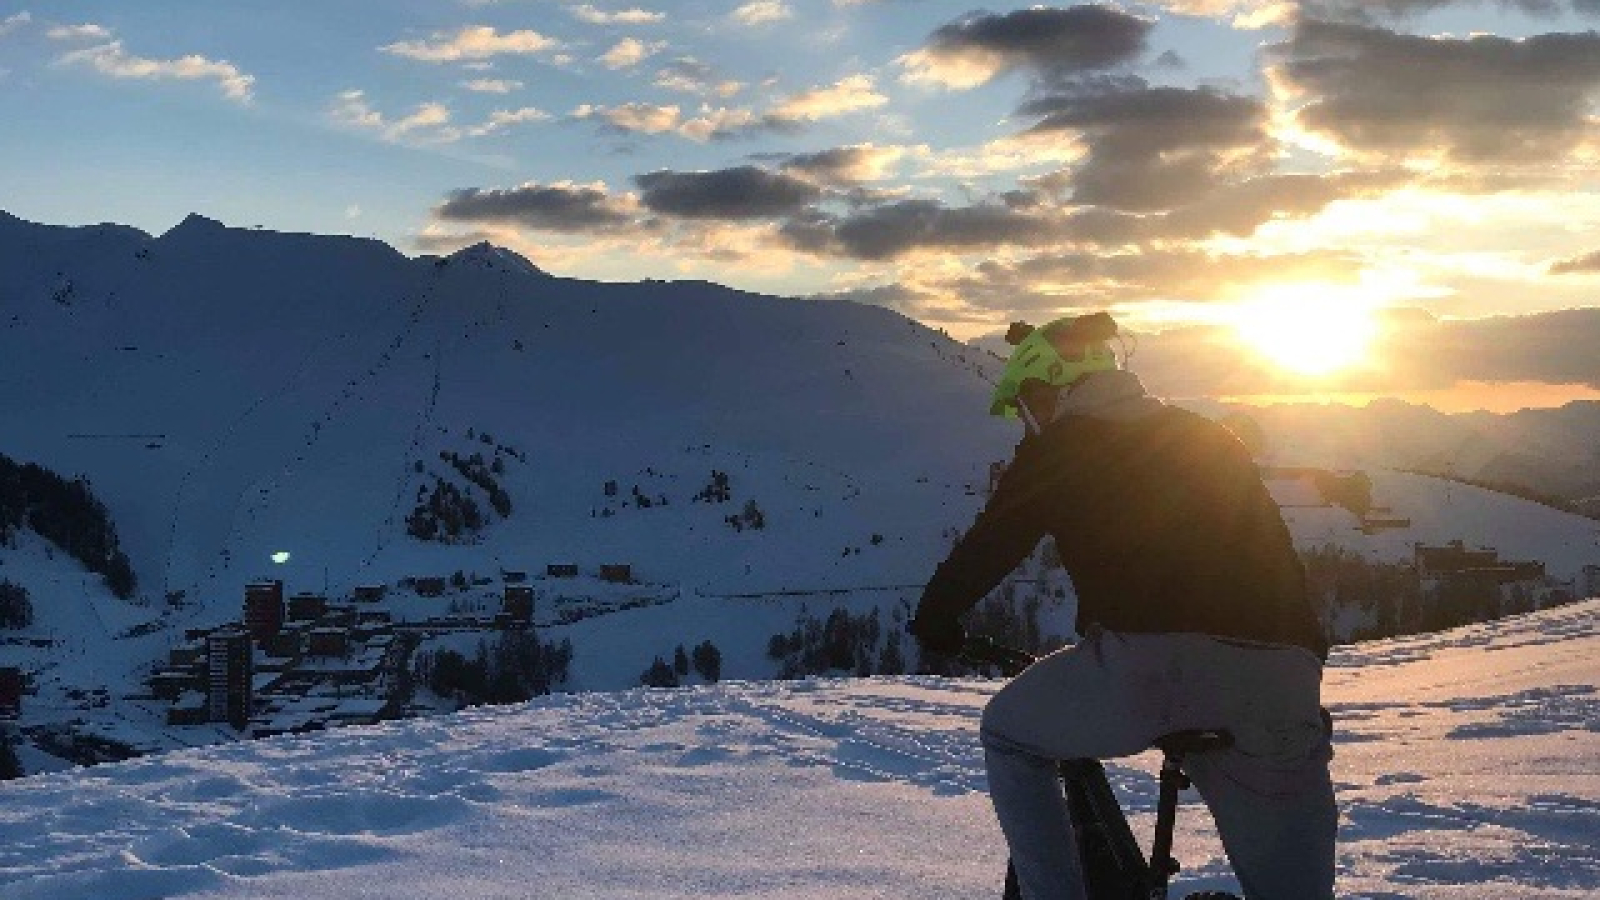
[{"left": 1231, "top": 286, "right": 1379, "bottom": 378}]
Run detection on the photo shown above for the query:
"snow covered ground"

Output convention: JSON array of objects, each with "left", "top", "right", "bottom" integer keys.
[{"left": 2, "top": 600, "right": 1595, "bottom": 899}]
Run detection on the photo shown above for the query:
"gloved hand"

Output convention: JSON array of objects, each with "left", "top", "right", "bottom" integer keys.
[{"left": 910, "top": 610, "right": 965, "bottom": 658}]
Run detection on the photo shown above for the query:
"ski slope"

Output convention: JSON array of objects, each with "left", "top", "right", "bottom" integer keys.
[{"left": 2, "top": 600, "right": 1595, "bottom": 899}]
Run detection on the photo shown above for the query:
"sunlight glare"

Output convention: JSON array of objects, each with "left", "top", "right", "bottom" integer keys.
[{"left": 1232, "top": 287, "right": 1379, "bottom": 378}]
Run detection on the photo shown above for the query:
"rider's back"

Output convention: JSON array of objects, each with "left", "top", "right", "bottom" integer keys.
[{"left": 1015, "top": 405, "right": 1326, "bottom": 659}]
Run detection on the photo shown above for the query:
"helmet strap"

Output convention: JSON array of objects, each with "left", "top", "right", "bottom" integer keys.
[{"left": 1018, "top": 399, "right": 1044, "bottom": 436}]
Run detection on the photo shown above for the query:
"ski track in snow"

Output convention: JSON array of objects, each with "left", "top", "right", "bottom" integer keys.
[{"left": 2, "top": 604, "right": 1598, "bottom": 899}]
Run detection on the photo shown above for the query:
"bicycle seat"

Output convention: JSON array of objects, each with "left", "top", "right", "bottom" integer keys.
[{"left": 1153, "top": 729, "right": 1234, "bottom": 758}]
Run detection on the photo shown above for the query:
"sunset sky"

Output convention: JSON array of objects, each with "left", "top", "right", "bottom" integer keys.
[{"left": 4, "top": 0, "right": 1600, "bottom": 405}]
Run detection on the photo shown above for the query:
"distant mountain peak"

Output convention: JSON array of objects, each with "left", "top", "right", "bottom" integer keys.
[
  {"left": 444, "top": 241, "right": 547, "bottom": 278},
  {"left": 160, "top": 212, "right": 228, "bottom": 239}
]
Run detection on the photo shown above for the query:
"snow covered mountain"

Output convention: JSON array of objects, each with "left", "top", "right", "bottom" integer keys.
[
  {"left": 0, "top": 209, "right": 1014, "bottom": 766},
  {"left": 2, "top": 210, "right": 1597, "bottom": 775},
  {"left": 1237, "top": 400, "right": 1600, "bottom": 516},
  {"left": 2, "top": 600, "right": 1596, "bottom": 899},
  {"left": 0, "top": 210, "right": 1008, "bottom": 607}
]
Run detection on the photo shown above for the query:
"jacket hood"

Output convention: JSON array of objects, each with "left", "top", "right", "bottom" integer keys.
[{"left": 1054, "top": 369, "right": 1165, "bottom": 423}]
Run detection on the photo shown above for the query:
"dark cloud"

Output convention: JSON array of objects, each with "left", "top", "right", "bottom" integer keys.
[
  {"left": 1271, "top": 20, "right": 1600, "bottom": 165},
  {"left": 1024, "top": 81, "right": 1271, "bottom": 211},
  {"left": 782, "top": 168, "right": 1399, "bottom": 261},
  {"left": 635, "top": 166, "right": 821, "bottom": 219},
  {"left": 1162, "top": 169, "right": 1405, "bottom": 237},
  {"left": 1009, "top": 248, "right": 1365, "bottom": 294},
  {"left": 910, "top": 247, "right": 1366, "bottom": 322},
  {"left": 1023, "top": 83, "right": 1265, "bottom": 154},
  {"left": 781, "top": 144, "right": 903, "bottom": 185},
  {"left": 782, "top": 198, "right": 1065, "bottom": 261},
  {"left": 1549, "top": 249, "right": 1600, "bottom": 273},
  {"left": 1412, "top": 307, "right": 1600, "bottom": 388},
  {"left": 909, "top": 6, "right": 1153, "bottom": 86},
  {"left": 434, "top": 183, "right": 636, "bottom": 233},
  {"left": 1297, "top": 0, "right": 1595, "bottom": 23}
]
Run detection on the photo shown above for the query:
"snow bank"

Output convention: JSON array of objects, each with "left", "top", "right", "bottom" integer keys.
[{"left": 2, "top": 601, "right": 1596, "bottom": 899}]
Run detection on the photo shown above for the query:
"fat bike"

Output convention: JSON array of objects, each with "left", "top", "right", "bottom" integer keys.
[{"left": 960, "top": 637, "right": 1243, "bottom": 900}]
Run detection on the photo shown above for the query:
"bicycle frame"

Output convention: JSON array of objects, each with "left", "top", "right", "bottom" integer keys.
[{"left": 959, "top": 636, "right": 1238, "bottom": 900}]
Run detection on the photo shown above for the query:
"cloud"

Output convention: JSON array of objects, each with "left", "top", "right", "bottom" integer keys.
[
  {"left": 569, "top": 4, "right": 665, "bottom": 24},
  {"left": 573, "top": 102, "right": 764, "bottom": 142},
  {"left": 899, "top": 6, "right": 1154, "bottom": 89},
  {"left": 574, "top": 101, "right": 683, "bottom": 134},
  {"left": 783, "top": 198, "right": 1063, "bottom": 261},
  {"left": 767, "top": 74, "right": 887, "bottom": 123},
  {"left": 782, "top": 144, "right": 911, "bottom": 184},
  {"left": 55, "top": 38, "right": 256, "bottom": 103},
  {"left": 781, "top": 168, "right": 1400, "bottom": 261},
  {"left": 1549, "top": 249, "right": 1600, "bottom": 273},
  {"left": 952, "top": 247, "right": 1367, "bottom": 311},
  {"left": 635, "top": 166, "right": 821, "bottom": 219},
  {"left": 47, "top": 22, "right": 112, "bottom": 41},
  {"left": 469, "top": 106, "right": 552, "bottom": 136},
  {"left": 0, "top": 11, "right": 30, "bottom": 39},
  {"left": 329, "top": 90, "right": 462, "bottom": 143},
  {"left": 914, "top": 131, "right": 1086, "bottom": 179},
  {"left": 577, "top": 76, "right": 884, "bottom": 143},
  {"left": 435, "top": 181, "right": 640, "bottom": 233},
  {"left": 1401, "top": 307, "right": 1600, "bottom": 389},
  {"left": 679, "top": 106, "right": 762, "bottom": 141},
  {"left": 1291, "top": 0, "right": 1600, "bottom": 23},
  {"left": 599, "top": 37, "right": 665, "bottom": 69},
  {"left": 654, "top": 57, "right": 743, "bottom": 97},
  {"left": 461, "top": 78, "right": 523, "bottom": 93},
  {"left": 731, "top": 1, "right": 793, "bottom": 26},
  {"left": 382, "top": 26, "right": 561, "bottom": 63},
  {"left": 1023, "top": 80, "right": 1271, "bottom": 211},
  {"left": 1269, "top": 20, "right": 1600, "bottom": 165}
]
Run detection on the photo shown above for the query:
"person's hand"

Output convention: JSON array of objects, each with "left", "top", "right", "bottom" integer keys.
[{"left": 910, "top": 611, "right": 965, "bottom": 658}]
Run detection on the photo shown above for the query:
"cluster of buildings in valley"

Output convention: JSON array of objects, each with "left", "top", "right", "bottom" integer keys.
[
  {"left": 146, "top": 576, "right": 538, "bottom": 738},
  {"left": 139, "top": 561, "right": 663, "bottom": 739},
  {"left": 6, "top": 531, "right": 1590, "bottom": 753},
  {"left": 1414, "top": 540, "right": 1550, "bottom": 600},
  {"left": 1406, "top": 539, "right": 1578, "bottom": 628}
]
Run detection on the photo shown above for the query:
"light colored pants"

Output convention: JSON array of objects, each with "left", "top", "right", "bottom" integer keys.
[{"left": 980, "top": 628, "right": 1336, "bottom": 900}]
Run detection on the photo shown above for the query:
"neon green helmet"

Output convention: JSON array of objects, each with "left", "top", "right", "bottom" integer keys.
[{"left": 990, "top": 312, "right": 1120, "bottom": 418}]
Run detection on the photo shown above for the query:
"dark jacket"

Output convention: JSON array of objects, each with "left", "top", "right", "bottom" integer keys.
[{"left": 917, "top": 375, "right": 1328, "bottom": 659}]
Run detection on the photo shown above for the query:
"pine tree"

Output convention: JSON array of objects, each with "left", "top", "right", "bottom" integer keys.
[
  {"left": 691, "top": 640, "right": 722, "bottom": 683},
  {"left": 673, "top": 644, "right": 690, "bottom": 678},
  {"left": 641, "top": 657, "right": 679, "bottom": 688},
  {"left": 0, "top": 733, "right": 22, "bottom": 781},
  {"left": 0, "top": 580, "right": 31, "bottom": 630},
  {"left": 878, "top": 630, "right": 906, "bottom": 676}
]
